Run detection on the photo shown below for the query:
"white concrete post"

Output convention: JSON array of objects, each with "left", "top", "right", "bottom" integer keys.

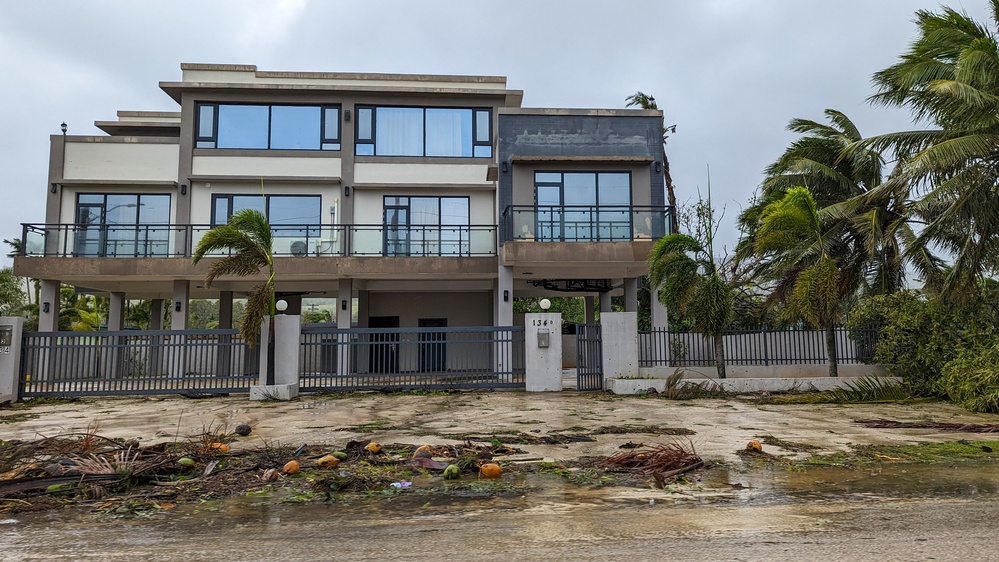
[
  {"left": 525, "top": 313, "right": 562, "bottom": 392},
  {"left": 171, "top": 280, "right": 190, "bottom": 330},
  {"left": 600, "top": 312, "right": 639, "bottom": 387},
  {"left": 251, "top": 315, "right": 300, "bottom": 400},
  {"left": 495, "top": 265, "right": 514, "bottom": 377},
  {"left": 0, "top": 317, "right": 25, "bottom": 404},
  {"left": 336, "top": 279, "right": 353, "bottom": 377},
  {"left": 651, "top": 285, "right": 669, "bottom": 328},
  {"left": 108, "top": 292, "right": 125, "bottom": 331},
  {"left": 148, "top": 299, "right": 164, "bottom": 376},
  {"left": 38, "top": 280, "right": 60, "bottom": 332}
]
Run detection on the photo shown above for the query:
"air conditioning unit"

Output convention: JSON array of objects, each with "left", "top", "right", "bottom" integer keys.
[{"left": 290, "top": 240, "right": 308, "bottom": 257}]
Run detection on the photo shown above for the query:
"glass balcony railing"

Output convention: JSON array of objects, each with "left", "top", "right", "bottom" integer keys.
[
  {"left": 20, "top": 223, "right": 497, "bottom": 258},
  {"left": 501, "top": 205, "right": 671, "bottom": 243}
]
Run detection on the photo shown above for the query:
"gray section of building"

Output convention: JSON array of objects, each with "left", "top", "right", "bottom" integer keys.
[{"left": 497, "top": 112, "right": 666, "bottom": 242}]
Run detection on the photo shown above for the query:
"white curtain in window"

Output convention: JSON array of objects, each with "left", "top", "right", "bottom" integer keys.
[
  {"left": 426, "top": 109, "right": 472, "bottom": 157},
  {"left": 376, "top": 108, "right": 423, "bottom": 156}
]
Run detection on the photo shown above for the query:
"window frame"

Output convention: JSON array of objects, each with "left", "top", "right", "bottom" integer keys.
[
  {"left": 73, "top": 192, "right": 173, "bottom": 257},
  {"left": 210, "top": 194, "right": 323, "bottom": 227},
  {"left": 532, "top": 171, "right": 633, "bottom": 242},
  {"left": 355, "top": 105, "right": 492, "bottom": 158},
  {"left": 381, "top": 195, "right": 472, "bottom": 256},
  {"left": 195, "top": 102, "right": 341, "bottom": 151}
]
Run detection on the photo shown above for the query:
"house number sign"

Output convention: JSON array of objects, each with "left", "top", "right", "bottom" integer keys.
[{"left": 0, "top": 325, "right": 11, "bottom": 353}]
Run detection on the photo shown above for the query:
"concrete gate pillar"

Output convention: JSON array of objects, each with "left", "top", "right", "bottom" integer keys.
[
  {"left": 599, "top": 291, "right": 612, "bottom": 313},
  {"left": 600, "top": 312, "right": 639, "bottom": 388},
  {"left": 171, "top": 280, "right": 190, "bottom": 330},
  {"left": 624, "top": 278, "right": 639, "bottom": 313},
  {"left": 0, "top": 317, "right": 25, "bottom": 404},
  {"left": 525, "top": 312, "right": 562, "bottom": 392},
  {"left": 251, "top": 314, "right": 300, "bottom": 401}
]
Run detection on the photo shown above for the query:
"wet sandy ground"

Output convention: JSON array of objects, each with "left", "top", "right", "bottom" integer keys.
[
  {"left": 2, "top": 467, "right": 998, "bottom": 561},
  {"left": 3, "top": 392, "right": 999, "bottom": 560},
  {"left": 1, "top": 391, "right": 996, "bottom": 464}
]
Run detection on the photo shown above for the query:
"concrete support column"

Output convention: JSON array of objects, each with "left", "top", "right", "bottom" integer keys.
[
  {"left": 148, "top": 299, "right": 165, "bottom": 376},
  {"left": 651, "top": 285, "right": 669, "bottom": 329},
  {"left": 525, "top": 313, "right": 562, "bottom": 392},
  {"left": 496, "top": 265, "right": 513, "bottom": 327},
  {"left": 337, "top": 279, "right": 353, "bottom": 328},
  {"left": 599, "top": 291, "right": 612, "bottom": 313},
  {"left": 39, "top": 280, "right": 60, "bottom": 332},
  {"left": 357, "top": 290, "right": 370, "bottom": 328},
  {"left": 218, "top": 291, "right": 234, "bottom": 330},
  {"left": 584, "top": 296, "right": 596, "bottom": 325},
  {"left": 107, "top": 292, "right": 126, "bottom": 331},
  {"left": 336, "top": 279, "right": 353, "bottom": 378},
  {"left": 600, "top": 312, "right": 639, "bottom": 388},
  {"left": 624, "top": 277, "right": 639, "bottom": 313},
  {"left": 149, "top": 300, "right": 165, "bottom": 330},
  {"left": 171, "top": 280, "right": 190, "bottom": 330}
]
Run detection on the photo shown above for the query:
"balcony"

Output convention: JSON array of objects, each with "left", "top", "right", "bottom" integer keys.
[
  {"left": 501, "top": 205, "right": 671, "bottom": 243},
  {"left": 21, "top": 223, "right": 498, "bottom": 258}
]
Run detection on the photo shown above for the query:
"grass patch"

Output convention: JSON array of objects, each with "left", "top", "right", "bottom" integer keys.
[
  {"left": 590, "top": 424, "right": 696, "bottom": 436},
  {"left": 755, "top": 377, "right": 913, "bottom": 405},
  {"left": 805, "top": 440, "right": 999, "bottom": 467},
  {"left": 339, "top": 420, "right": 399, "bottom": 432},
  {"left": 0, "top": 413, "right": 39, "bottom": 424},
  {"left": 756, "top": 435, "right": 820, "bottom": 453}
]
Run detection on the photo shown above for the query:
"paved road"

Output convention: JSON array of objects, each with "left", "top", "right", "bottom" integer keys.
[{"left": 2, "top": 481, "right": 996, "bottom": 561}]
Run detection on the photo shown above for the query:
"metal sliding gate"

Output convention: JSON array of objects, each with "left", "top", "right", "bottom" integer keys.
[{"left": 575, "top": 323, "right": 603, "bottom": 390}]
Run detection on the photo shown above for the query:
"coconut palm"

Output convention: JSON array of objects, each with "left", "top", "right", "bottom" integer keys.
[
  {"left": 754, "top": 187, "right": 845, "bottom": 377},
  {"left": 864, "top": 2, "right": 999, "bottom": 299},
  {"left": 192, "top": 208, "right": 276, "bottom": 384},
  {"left": 626, "top": 92, "right": 680, "bottom": 234},
  {"left": 647, "top": 193, "right": 733, "bottom": 378}
]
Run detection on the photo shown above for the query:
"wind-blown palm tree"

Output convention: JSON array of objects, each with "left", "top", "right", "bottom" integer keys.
[
  {"left": 754, "top": 187, "right": 844, "bottom": 377},
  {"left": 193, "top": 208, "right": 277, "bottom": 384},
  {"left": 647, "top": 192, "right": 733, "bottom": 378},
  {"left": 626, "top": 92, "right": 680, "bottom": 234},
  {"left": 739, "top": 109, "right": 926, "bottom": 298},
  {"left": 863, "top": 2, "right": 999, "bottom": 299}
]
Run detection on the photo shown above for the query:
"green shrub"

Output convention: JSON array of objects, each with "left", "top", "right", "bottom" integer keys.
[
  {"left": 846, "top": 291, "right": 998, "bottom": 392},
  {"left": 939, "top": 342, "right": 999, "bottom": 413}
]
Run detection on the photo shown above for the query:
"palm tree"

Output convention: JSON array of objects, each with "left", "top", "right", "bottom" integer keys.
[
  {"left": 754, "top": 187, "right": 844, "bottom": 377},
  {"left": 192, "top": 208, "right": 277, "bottom": 384},
  {"left": 626, "top": 92, "right": 680, "bottom": 234},
  {"left": 647, "top": 194, "right": 733, "bottom": 378},
  {"left": 4, "top": 237, "right": 35, "bottom": 306},
  {"left": 864, "top": 2, "right": 999, "bottom": 299},
  {"left": 739, "top": 109, "right": 922, "bottom": 298}
]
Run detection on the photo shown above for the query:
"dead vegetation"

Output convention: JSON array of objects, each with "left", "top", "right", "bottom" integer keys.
[
  {"left": 854, "top": 419, "right": 999, "bottom": 433},
  {"left": 599, "top": 440, "right": 704, "bottom": 488}
]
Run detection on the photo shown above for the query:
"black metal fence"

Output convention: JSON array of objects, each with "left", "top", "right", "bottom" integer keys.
[
  {"left": 19, "top": 330, "right": 259, "bottom": 397},
  {"left": 299, "top": 325, "right": 526, "bottom": 391},
  {"left": 638, "top": 327, "right": 878, "bottom": 367}
]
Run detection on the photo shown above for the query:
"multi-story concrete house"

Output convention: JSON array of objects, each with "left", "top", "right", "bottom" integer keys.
[{"left": 14, "top": 64, "right": 670, "bottom": 339}]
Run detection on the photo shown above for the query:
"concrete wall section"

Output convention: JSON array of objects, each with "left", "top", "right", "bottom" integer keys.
[
  {"left": 367, "top": 292, "right": 491, "bottom": 328},
  {"left": 354, "top": 163, "right": 490, "bottom": 185},
  {"left": 525, "top": 313, "right": 562, "bottom": 392},
  {"left": 192, "top": 156, "right": 341, "bottom": 178},
  {"left": 64, "top": 142, "right": 179, "bottom": 182},
  {"left": 600, "top": 312, "right": 639, "bottom": 385}
]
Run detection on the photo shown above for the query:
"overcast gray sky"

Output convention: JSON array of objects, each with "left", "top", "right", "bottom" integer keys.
[{"left": 0, "top": 0, "right": 991, "bottom": 265}]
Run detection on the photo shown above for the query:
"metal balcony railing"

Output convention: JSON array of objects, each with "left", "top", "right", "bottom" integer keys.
[
  {"left": 501, "top": 205, "right": 671, "bottom": 243},
  {"left": 20, "top": 223, "right": 498, "bottom": 258}
]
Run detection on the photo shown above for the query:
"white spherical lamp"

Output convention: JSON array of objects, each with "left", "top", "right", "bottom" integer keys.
[
  {"left": 275, "top": 299, "right": 288, "bottom": 313},
  {"left": 539, "top": 298, "right": 551, "bottom": 310}
]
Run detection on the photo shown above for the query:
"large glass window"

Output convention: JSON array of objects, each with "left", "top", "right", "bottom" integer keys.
[
  {"left": 212, "top": 194, "right": 320, "bottom": 227},
  {"left": 356, "top": 106, "right": 491, "bottom": 158},
  {"left": 533, "top": 172, "right": 632, "bottom": 241},
  {"left": 196, "top": 103, "right": 340, "bottom": 151},
  {"left": 382, "top": 196, "right": 470, "bottom": 256},
  {"left": 74, "top": 193, "right": 172, "bottom": 257}
]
